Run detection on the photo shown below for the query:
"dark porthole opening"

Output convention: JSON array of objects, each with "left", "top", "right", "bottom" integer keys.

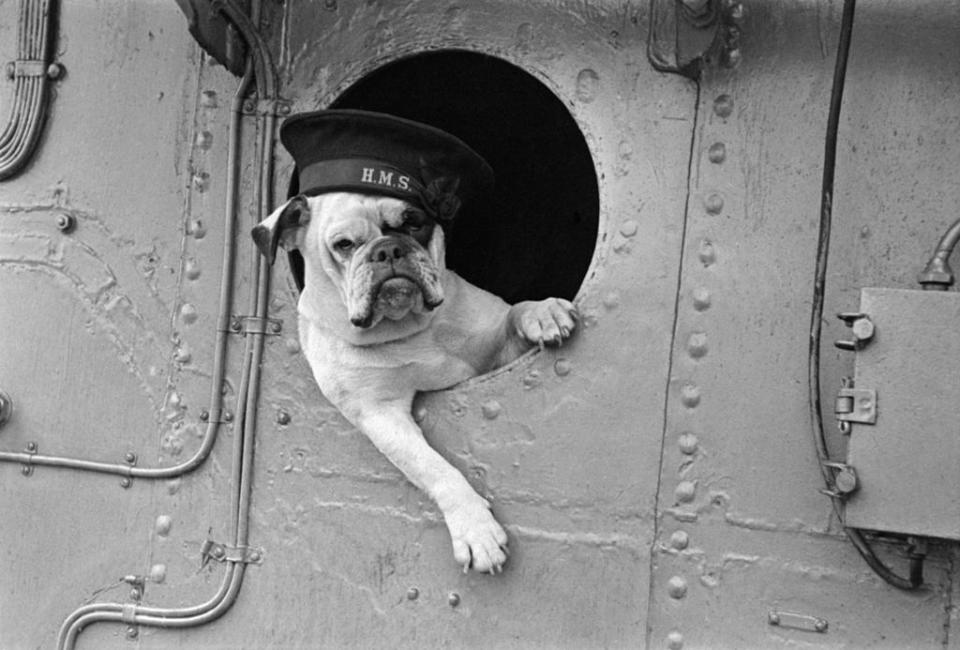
[{"left": 288, "top": 50, "right": 599, "bottom": 304}]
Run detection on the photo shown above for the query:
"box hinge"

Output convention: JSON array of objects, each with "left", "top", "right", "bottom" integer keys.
[{"left": 835, "top": 377, "right": 877, "bottom": 434}]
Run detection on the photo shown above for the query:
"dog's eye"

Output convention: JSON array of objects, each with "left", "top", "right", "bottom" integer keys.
[
  {"left": 332, "top": 238, "right": 355, "bottom": 253},
  {"left": 401, "top": 209, "right": 427, "bottom": 232}
]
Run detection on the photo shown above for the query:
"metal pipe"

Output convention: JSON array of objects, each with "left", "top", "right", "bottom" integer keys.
[
  {"left": 917, "top": 217, "right": 960, "bottom": 290},
  {"left": 59, "top": 0, "right": 281, "bottom": 641}
]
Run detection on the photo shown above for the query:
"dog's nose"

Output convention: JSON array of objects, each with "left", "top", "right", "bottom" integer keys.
[{"left": 367, "top": 237, "right": 408, "bottom": 264}]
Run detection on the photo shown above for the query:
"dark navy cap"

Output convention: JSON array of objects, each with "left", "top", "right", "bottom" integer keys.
[{"left": 280, "top": 109, "right": 494, "bottom": 222}]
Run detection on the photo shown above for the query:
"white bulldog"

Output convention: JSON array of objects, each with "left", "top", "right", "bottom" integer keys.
[{"left": 253, "top": 191, "right": 577, "bottom": 573}]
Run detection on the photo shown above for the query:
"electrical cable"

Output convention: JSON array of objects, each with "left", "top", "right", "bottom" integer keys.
[{"left": 808, "top": 0, "right": 924, "bottom": 591}]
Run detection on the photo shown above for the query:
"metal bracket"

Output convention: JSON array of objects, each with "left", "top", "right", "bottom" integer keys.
[
  {"left": 200, "top": 539, "right": 265, "bottom": 569},
  {"left": 227, "top": 315, "right": 283, "bottom": 336},
  {"left": 241, "top": 97, "right": 292, "bottom": 118},
  {"left": 768, "top": 610, "right": 828, "bottom": 633}
]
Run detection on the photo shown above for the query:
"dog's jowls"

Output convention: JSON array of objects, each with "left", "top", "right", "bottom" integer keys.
[{"left": 254, "top": 191, "right": 577, "bottom": 573}]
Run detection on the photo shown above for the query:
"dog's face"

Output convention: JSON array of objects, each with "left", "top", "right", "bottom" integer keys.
[{"left": 254, "top": 192, "right": 448, "bottom": 333}]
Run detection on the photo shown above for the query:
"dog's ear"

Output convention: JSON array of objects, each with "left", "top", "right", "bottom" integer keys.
[{"left": 251, "top": 195, "right": 310, "bottom": 265}]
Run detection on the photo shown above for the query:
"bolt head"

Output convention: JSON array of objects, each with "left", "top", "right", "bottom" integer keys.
[{"left": 851, "top": 317, "right": 875, "bottom": 341}]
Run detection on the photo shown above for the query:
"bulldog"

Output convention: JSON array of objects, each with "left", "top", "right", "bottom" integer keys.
[{"left": 252, "top": 110, "right": 578, "bottom": 573}]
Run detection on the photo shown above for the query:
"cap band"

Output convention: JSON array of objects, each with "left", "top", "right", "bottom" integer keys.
[{"left": 299, "top": 158, "right": 426, "bottom": 201}]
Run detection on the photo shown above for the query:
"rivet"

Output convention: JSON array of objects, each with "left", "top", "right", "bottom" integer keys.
[
  {"left": 4, "top": 62, "right": 14, "bottom": 79},
  {"left": 21, "top": 465, "right": 33, "bottom": 477},
  {"left": 56, "top": 213, "right": 76, "bottom": 232},
  {"left": 707, "top": 142, "right": 726, "bottom": 164},
  {"left": 692, "top": 288, "right": 711, "bottom": 311},
  {"left": 722, "top": 48, "right": 742, "bottom": 68},
  {"left": 678, "top": 432, "right": 699, "bottom": 455},
  {"left": 713, "top": 94, "right": 733, "bottom": 118},
  {"left": 185, "top": 258, "right": 201, "bottom": 280},
  {"left": 680, "top": 383, "right": 701, "bottom": 408},
  {"left": 619, "top": 220, "right": 638, "bottom": 238},
  {"left": 686, "top": 332, "right": 708, "bottom": 359},
  {"left": 815, "top": 619, "right": 829, "bottom": 633},
  {"left": 667, "top": 576, "right": 688, "bottom": 599},
  {"left": 249, "top": 550, "right": 262, "bottom": 563},
  {"left": 406, "top": 587, "right": 420, "bottom": 601},
  {"left": 120, "top": 477, "right": 132, "bottom": 489},
  {"left": 231, "top": 317, "right": 242, "bottom": 332},
  {"left": 575, "top": 68, "right": 600, "bottom": 103},
  {"left": 129, "top": 587, "right": 142, "bottom": 601},
  {"left": 175, "top": 346, "right": 192, "bottom": 364},
  {"left": 554, "top": 358, "right": 572, "bottom": 376},
  {"left": 155, "top": 515, "right": 173, "bottom": 537},
  {"left": 126, "top": 626, "right": 139, "bottom": 640},
  {"left": 125, "top": 452, "right": 138, "bottom": 465},
  {"left": 675, "top": 481, "right": 697, "bottom": 503},
  {"left": 26, "top": 441, "right": 38, "bottom": 453},
  {"left": 223, "top": 411, "right": 233, "bottom": 422},
  {"left": 192, "top": 172, "right": 210, "bottom": 192},
  {"left": 727, "top": 2, "right": 744, "bottom": 22},
  {"left": 602, "top": 291, "right": 621, "bottom": 309},
  {"left": 199, "top": 409, "right": 209, "bottom": 422},
  {"left": 667, "top": 630, "right": 684, "bottom": 649},
  {"left": 481, "top": 401, "right": 501, "bottom": 420},
  {"left": 670, "top": 530, "right": 690, "bottom": 550},
  {"left": 725, "top": 25, "right": 741, "bottom": 49},
  {"left": 149, "top": 564, "right": 167, "bottom": 583},
  {"left": 768, "top": 611, "right": 781, "bottom": 625},
  {"left": 243, "top": 99, "right": 256, "bottom": 113},
  {"left": 698, "top": 240, "right": 716, "bottom": 266},
  {"left": 276, "top": 410, "right": 291, "bottom": 425},
  {"left": 212, "top": 545, "right": 225, "bottom": 559},
  {"left": 703, "top": 193, "right": 724, "bottom": 214},
  {"left": 271, "top": 321, "right": 283, "bottom": 334},
  {"left": 180, "top": 303, "right": 199, "bottom": 325},
  {"left": 448, "top": 592, "right": 461, "bottom": 607},
  {"left": 195, "top": 131, "right": 213, "bottom": 150},
  {"left": 523, "top": 370, "right": 542, "bottom": 390},
  {"left": 167, "top": 478, "right": 181, "bottom": 495},
  {"left": 190, "top": 219, "right": 207, "bottom": 239}
]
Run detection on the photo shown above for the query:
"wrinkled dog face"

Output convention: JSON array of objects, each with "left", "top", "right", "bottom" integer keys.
[{"left": 302, "top": 193, "right": 447, "bottom": 329}]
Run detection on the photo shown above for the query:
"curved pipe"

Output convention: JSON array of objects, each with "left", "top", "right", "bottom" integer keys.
[
  {"left": 917, "top": 217, "right": 960, "bottom": 290},
  {"left": 0, "top": 0, "right": 58, "bottom": 180}
]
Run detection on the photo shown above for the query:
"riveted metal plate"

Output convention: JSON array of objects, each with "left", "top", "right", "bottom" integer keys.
[{"left": 844, "top": 288, "right": 960, "bottom": 540}]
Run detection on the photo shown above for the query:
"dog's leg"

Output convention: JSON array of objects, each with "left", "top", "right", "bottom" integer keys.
[{"left": 346, "top": 398, "right": 509, "bottom": 574}]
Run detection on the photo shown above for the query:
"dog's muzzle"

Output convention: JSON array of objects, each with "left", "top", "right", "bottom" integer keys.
[{"left": 348, "top": 235, "right": 444, "bottom": 328}]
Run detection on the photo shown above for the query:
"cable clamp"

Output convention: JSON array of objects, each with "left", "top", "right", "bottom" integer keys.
[
  {"left": 5, "top": 59, "right": 63, "bottom": 80},
  {"left": 225, "top": 315, "right": 283, "bottom": 336},
  {"left": 200, "top": 539, "right": 265, "bottom": 568},
  {"left": 241, "top": 96, "right": 292, "bottom": 117}
]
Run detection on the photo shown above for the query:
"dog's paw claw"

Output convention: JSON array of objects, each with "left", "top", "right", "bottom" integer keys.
[
  {"left": 516, "top": 298, "right": 578, "bottom": 348},
  {"left": 446, "top": 499, "right": 509, "bottom": 575}
]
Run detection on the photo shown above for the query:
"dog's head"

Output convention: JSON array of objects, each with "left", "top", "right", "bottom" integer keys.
[{"left": 253, "top": 191, "right": 448, "bottom": 336}]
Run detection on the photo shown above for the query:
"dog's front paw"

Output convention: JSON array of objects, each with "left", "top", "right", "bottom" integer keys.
[
  {"left": 444, "top": 497, "right": 509, "bottom": 574},
  {"left": 514, "top": 298, "right": 578, "bottom": 347}
]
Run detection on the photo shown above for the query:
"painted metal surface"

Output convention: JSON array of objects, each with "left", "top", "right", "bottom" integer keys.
[
  {"left": 1, "top": 0, "right": 960, "bottom": 648},
  {"left": 844, "top": 288, "right": 960, "bottom": 541}
]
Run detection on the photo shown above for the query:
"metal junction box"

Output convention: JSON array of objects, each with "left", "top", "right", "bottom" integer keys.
[{"left": 843, "top": 288, "right": 960, "bottom": 540}]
